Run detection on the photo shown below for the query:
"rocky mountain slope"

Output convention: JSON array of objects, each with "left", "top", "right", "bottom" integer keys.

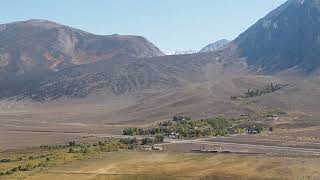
[
  {"left": 166, "top": 49, "right": 198, "bottom": 55},
  {"left": 234, "top": 0, "right": 320, "bottom": 73},
  {"left": 199, "top": 39, "right": 230, "bottom": 53},
  {"left": 19, "top": 50, "right": 246, "bottom": 101},
  {"left": 0, "top": 19, "right": 164, "bottom": 97},
  {"left": 2, "top": 0, "right": 320, "bottom": 100},
  {"left": 0, "top": 19, "right": 164, "bottom": 77}
]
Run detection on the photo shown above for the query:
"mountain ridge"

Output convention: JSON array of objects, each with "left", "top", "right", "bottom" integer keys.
[
  {"left": 234, "top": 0, "right": 320, "bottom": 73},
  {"left": 199, "top": 39, "right": 230, "bottom": 53},
  {"left": 17, "top": 50, "right": 246, "bottom": 101},
  {"left": 0, "top": 19, "right": 164, "bottom": 76},
  {"left": 2, "top": 0, "right": 320, "bottom": 100}
]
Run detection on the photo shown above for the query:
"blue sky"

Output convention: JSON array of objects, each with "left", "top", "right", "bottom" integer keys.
[{"left": 0, "top": 0, "right": 286, "bottom": 52}]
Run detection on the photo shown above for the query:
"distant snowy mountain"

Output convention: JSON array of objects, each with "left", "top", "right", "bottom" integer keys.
[
  {"left": 166, "top": 49, "right": 198, "bottom": 55},
  {"left": 199, "top": 39, "right": 230, "bottom": 53}
]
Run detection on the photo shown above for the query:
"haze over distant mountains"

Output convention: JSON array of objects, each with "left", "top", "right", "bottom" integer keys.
[{"left": 1, "top": 0, "right": 320, "bottom": 100}]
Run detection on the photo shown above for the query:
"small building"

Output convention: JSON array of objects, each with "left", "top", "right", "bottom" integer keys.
[
  {"left": 152, "top": 146, "right": 163, "bottom": 151},
  {"left": 169, "top": 132, "right": 180, "bottom": 139}
]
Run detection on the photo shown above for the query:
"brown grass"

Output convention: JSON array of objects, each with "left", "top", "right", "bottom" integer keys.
[{"left": 26, "top": 152, "right": 320, "bottom": 180}]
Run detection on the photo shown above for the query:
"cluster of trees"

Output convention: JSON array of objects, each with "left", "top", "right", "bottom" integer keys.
[
  {"left": 231, "top": 83, "right": 286, "bottom": 100},
  {"left": 123, "top": 128, "right": 150, "bottom": 136},
  {"left": 120, "top": 135, "right": 164, "bottom": 147},
  {"left": 67, "top": 139, "right": 141, "bottom": 154},
  {"left": 123, "top": 116, "right": 260, "bottom": 139},
  {"left": 237, "top": 123, "right": 265, "bottom": 134},
  {"left": 67, "top": 136, "right": 164, "bottom": 156},
  {"left": 243, "top": 83, "right": 285, "bottom": 98},
  {"left": 123, "top": 127, "right": 172, "bottom": 136},
  {"left": 246, "top": 125, "right": 264, "bottom": 134}
]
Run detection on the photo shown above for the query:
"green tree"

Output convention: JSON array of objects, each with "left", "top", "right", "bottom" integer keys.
[
  {"left": 155, "top": 135, "right": 164, "bottom": 143},
  {"left": 142, "top": 138, "right": 154, "bottom": 145},
  {"left": 68, "top": 147, "right": 76, "bottom": 153}
]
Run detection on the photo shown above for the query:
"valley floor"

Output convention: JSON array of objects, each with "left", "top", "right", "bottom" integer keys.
[
  {"left": 0, "top": 75, "right": 320, "bottom": 179},
  {"left": 1, "top": 132, "right": 320, "bottom": 180},
  {"left": 1, "top": 75, "right": 320, "bottom": 150},
  {"left": 25, "top": 151, "right": 320, "bottom": 180}
]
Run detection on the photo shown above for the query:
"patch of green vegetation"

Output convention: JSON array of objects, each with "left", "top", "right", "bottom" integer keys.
[
  {"left": 0, "top": 138, "right": 158, "bottom": 178},
  {"left": 123, "top": 116, "right": 264, "bottom": 139}
]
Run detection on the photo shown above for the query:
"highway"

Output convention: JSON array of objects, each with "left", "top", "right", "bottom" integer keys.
[
  {"left": 2, "top": 127, "right": 320, "bottom": 155},
  {"left": 158, "top": 136, "right": 320, "bottom": 155}
]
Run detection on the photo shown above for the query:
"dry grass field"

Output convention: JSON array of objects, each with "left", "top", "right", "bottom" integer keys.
[{"left": 25, "top": 152, "right": 320, "bottom": 180}]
